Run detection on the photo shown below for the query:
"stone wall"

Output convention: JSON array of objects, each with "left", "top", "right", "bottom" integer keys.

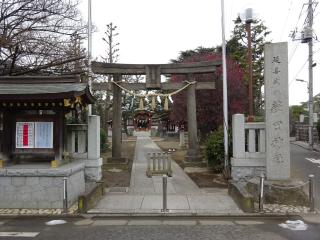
[
  {"left": 295, "top": 123, "right": 319, "bottom": 143},
  {"left": 231, "top": 166, "right": 266, "bottom": 181},
  {"left": 0, "top": 162, "right": 85, "bottom": 209}
]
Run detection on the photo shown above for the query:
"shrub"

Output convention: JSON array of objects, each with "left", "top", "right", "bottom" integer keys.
[
  {"left": 100, "top": 128, "right": 108, "bottom": 153},
  {"left": 317, "top": 119, "right": 320, "bottom": 139},
  {"left": 205, "top": 126, "right": 232, "bottom": 169}
]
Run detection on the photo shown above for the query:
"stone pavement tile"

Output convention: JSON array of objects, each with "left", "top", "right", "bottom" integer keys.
[
  {"left": 187, "top": 195, "right": 242, "bottom": 213},
  {"left": 234, "top": 220, "right": 265, "bottom": 225},
  {"left": 130, "top": 187, "right": 155, "bottom": 194},
  {"left": 93, "top": 194, "right": 143, "bottom": 210},
  {"left": 173, "top": 181, "right": 200, "bottom": 194},
  {"left": 129, "top": 136, "right": 202, "bottom": 196},
  {"left": 128, "top": 220, "right": 162, "bottom": 225},
  {"left": 140, "top": 194, "right": 190, "bottom": 210},
  {"left": 152, "top": 178, "right": 176, "bottom": 194},
  {"left": 199, "top": 220, "right": 235, "bottom": 225},
  {"left": 162, "top": 220, "right": 197, "bottom": 225},
  {"left": 131, "top": 179, "right": 154, "bottom": 189},
  {"left": 74, "top": 219, "right": 94, "bottom": 226},
  {"left": 88, "top": 209, "right": 135, "bottom": 214},
  {"left": 201, "top": 188, "right": 228, "bottom": 194},
  {"left": 92, "top": 220, "right": 128, "bottom": 226},
  {"left": 187, "top": 195, "right": 221, "bottom": 210}
]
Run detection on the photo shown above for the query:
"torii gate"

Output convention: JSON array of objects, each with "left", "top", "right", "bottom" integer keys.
[{"left": 92, "top": 61, "right": 221, "bottom": 165}]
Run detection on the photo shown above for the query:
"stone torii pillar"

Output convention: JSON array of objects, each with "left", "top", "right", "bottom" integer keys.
[
  {"left": 109, "top": 74, "right": 126, "bottom": 162},
  {"left": 185, "top": 75, "right": 202, "bottom": 163}
]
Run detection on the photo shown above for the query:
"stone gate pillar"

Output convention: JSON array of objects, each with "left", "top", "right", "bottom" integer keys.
[
  {"left": 109, "top": 74, "right": 126, "bottom": 163},
  {"left": 265, "top": 42, "right": 290, "bottom": 180},
  {"left": 185, "top": 75, "right": 202, "bottom": 164}
]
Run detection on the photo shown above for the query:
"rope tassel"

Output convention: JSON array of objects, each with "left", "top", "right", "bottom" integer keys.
[
  {"left": 139, "top": 98, "right": 144, "bottom": 109},
  {"left": 164, "top": 97, "right": 169, "bottom": 111},
  {"left": 151, "top": 96, "right": 156, "bottom": 110}
]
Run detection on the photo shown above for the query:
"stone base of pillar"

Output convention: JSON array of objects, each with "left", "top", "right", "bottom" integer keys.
[
  {"left": 107, "top": 157, "right": 128, "bottom": 164},
  {"left": 184, "top": 149, "right": 206, "bottom": 167},
  {"left": 84, "top": 158, "right": 103, "bottom": 181}
]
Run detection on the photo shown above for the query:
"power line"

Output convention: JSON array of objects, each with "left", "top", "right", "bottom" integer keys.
[
  {"left": 289, "top": 58, "right": 308, "bottom": 86},
  {"left": 289, "top": 42, "right": 300, "bottom": 63},
  {"left": 289, "top": 47, "right": 320, "bottom": 87},
  {"left": 280, "top": 0, "right": 293, "bottom": 41},
  {"left": 289, "top": 3, "right": 308, "bottom": 40}
]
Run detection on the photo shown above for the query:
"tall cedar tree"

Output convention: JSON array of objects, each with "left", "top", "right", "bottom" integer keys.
[{"left": 170, "top": 47, "right": 246, "bottom": 137}]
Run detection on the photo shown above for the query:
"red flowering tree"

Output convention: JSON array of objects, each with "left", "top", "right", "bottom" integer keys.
[{"left": 169, "top": 47, "right": 246, "bottom": 137}]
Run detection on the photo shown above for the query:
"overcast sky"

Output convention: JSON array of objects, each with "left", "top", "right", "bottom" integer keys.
[{"left": 79, "top": 0, "right": 319, "bottom": 106}]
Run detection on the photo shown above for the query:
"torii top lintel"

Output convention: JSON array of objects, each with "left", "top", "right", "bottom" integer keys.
[{"left": 92, "top": 61, "right": 221, "bottom": 90}]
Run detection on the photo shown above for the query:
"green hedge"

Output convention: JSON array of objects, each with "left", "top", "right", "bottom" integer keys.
[
  {"left": 205, "top": 126, "right": 232, "bottom": 170},
  {"left": 317, "top": 119, "right": 320, "bottom": 139},
  {"left": 100, "top": 128, "right": 108, "bottom": 153}
]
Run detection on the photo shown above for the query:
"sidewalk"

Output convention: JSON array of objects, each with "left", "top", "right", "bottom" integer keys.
[
  {"left": 292, "top": 140, "right": 320, "bottom": 152},
  {"left": 89, "top": 134, "right": 242, "bottom": 214}
]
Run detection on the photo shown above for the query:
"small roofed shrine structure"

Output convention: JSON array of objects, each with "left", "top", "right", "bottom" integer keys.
[
  {"left": 0, "top": 75, "right": 102, "bottom": 209},
  {"left": 133, "top": 110, "right": 152, "bottom": 131}
]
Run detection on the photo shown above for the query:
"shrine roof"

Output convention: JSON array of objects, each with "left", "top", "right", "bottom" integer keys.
[
  {"left": 0, "top": 75, "right": 95, "bottom": 103},
  {"left": 0, "top": 83, "right": 85, "bottom": 95}
]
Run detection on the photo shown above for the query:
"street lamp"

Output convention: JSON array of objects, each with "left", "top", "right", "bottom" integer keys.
[
  {"left": 296, "top": 78, "right": 313, "bottom": 149},
  {"left": 240, "top": 8, "right": 255, "bottom": 121},
  {"left": 296, "top": 78, "right": 308, "bottom": 87}
]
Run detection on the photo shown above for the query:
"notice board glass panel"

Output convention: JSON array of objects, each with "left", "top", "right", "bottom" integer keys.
[{"left": 35, "top": 122, "right": 53, "bottom": 148}]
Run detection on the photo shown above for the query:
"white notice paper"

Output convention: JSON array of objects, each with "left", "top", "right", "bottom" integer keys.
[{"left": 35, "top": 122, "right": 53, "bottom": 148}]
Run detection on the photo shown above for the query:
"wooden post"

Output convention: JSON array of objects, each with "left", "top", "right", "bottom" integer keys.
[
  {"left": 185, "top": 74, "right": 202, "bottom": 164},
  {"left": 55, "top": 110, "right": 63, "bottom": 165}
]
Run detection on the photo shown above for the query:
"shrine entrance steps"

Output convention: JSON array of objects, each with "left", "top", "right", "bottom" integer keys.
[{"left": 89, "top": 136, "right": 242, "bottom": 214}]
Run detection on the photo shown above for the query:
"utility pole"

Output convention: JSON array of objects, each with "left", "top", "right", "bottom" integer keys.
[
  {"left": 307, "top": 0, "right": 314, "bottom": 150},
  {"left": 87, "top": 0, "right": 92, "bottom": 115},
  {"left": 245, "top": 9, "right": 254, "bottom": 121},
  {"left": 290, "top": 0, "right": 316, "bottom": 150},
  {"left": 239, "top": 8, "right": 254, "bottom": 121},
  {"left": 220, "top": 0, "right": 229, "bottom": 174}
]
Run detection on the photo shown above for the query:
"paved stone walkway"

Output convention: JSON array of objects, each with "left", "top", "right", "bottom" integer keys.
[{"left": 90, "top": 134, "right": 242, "bottom": 214}]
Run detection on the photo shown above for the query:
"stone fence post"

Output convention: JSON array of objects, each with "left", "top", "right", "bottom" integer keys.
[
  {"left": 232, "top": 114, "right": 245, "bottom": 159},
  {"left": 85, "top": 115, "right": 102, "bottom": 181}
]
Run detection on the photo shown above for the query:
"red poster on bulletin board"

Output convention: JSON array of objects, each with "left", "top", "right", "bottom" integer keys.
[{"left": 16, "top": 122, "right": 34, "bottom": 148}]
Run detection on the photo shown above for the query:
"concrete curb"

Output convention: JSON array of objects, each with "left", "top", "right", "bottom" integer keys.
[
  {"left": 0, "top": 213, "right": 83, "bottom": 219},
  {"left": 0, "top": 211, "right": 306, "bottom": 219},
  {"left": 299, "top": 213, "right": 320, "bottom": 223},
  {"left": 1, "top": 212, "right": 318, "bottom": 222},
  {"left": 83, "top": 212, "right": 302, "bottom": 218}
]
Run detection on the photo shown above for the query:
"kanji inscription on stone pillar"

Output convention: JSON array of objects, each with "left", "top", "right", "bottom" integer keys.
[{"left": 265, "top": 42, "right": 290, "bottom": 180}]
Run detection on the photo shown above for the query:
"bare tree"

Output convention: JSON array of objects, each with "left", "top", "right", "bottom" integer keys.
[
  {"left": 95, "top": 22, "right": 120, "bottom": 131},
  {"left": 0, "top": 0, "right": 86, "bottom": 75},
  {"left": 101, "top": 22, "right": 119, "bottom": 64}
]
